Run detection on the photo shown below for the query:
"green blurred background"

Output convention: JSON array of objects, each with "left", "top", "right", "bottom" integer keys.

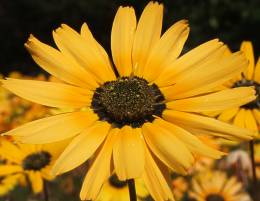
[{"left": 0, "top": 0, "right": 259, "bottom": 75}]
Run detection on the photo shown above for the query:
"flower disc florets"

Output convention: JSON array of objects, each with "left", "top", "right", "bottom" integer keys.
[
  {"left": 22, "top": 151, "right": 51, "bottom": 170},
  {"left": 108, "top": 174, "right": 127, "bottom": 188},
  {"left": 206, "top": 194, "right": 225, "bottom": 201},
  {"left": 91, "top": 76, "right": 165, "bottom": 128}
]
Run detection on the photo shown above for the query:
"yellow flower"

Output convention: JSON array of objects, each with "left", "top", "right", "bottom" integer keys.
[
  {"left": 0, "top": 139, "right": 67, "bottom": 193},
  {"left": 211, "top": 41, "right": 260, "bottom": 133},
  {"left": 97, "top": 174, "right": 148, "bottom": 201},
  {"left": 0, "top": 1, "right": 256, "bottom": 200},
  {"left": 0, "top": 174, "right": 22, "bottom": 196},
  {"left": 190, "top": 171, "right": 251, "bottom": 201}
]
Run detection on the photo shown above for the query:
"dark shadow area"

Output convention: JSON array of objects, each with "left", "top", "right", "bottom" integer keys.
[{"left": 0, "top": 0, "right": 259, "bottom": 75}]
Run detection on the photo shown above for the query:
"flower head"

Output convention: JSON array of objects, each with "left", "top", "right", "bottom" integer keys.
[
  {"left": 189, "top": 171, "right": 251, "bottom": 201},
  {"left": 0, "top": 139, "right": 67, "bottom": 193},
  {"left": 1, "top": 1, "right": 256, "bottom": 200}
]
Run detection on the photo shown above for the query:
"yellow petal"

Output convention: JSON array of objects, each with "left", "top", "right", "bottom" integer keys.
[
  {"left": 53, "top": 24, "right": 115, "bottom": 83},
  {"left": 52, "top": 121, "right": 111, "bottom": 175},
  {"left": 0, "top": 165, "right": 23, "bottom": 176},
  {"left": 17, "top": 144, "right": 38, "bottom": 155},
  {"left": 223, "top": 46, "right": 232, "bottom": 56},
  {"left": 218, "top": 108, "right": 239, "bottom": 122},
  {"left": 252, "top": 109, "right": 260, "bottom": 126},
  {"left": 113, "top": 126, "right": 145, "bottom": 180},
  {"left": 240, "top": 41, "right": 255, "bottom": 79},
  {"left": 204, "top": 110, "right": 222, "bottom": 118},
  {"left": 135, "top": 179, "right": 149, "bottom": 197},
  {"left": 163, "top": 110, "right": 255, "bottom": 140},
  {"left": 155, "top": 39, "right": 224, "bottom": 86},
  {"left": 42, "top": 139, "right": 71, "bottom": 160},
  {"left": 0, "top": 174, "right": 19, "bottom": 195},
  {"left": 80, "top": 130, "right": 117, "bottom": 200},
  {"left": 155, "top": 118, "right": 225, "bottom": 159},
  {"left": 1, "top": 78, "right": 92, "bottom": 108},
  {"left": 25, "top": 35, "right": 98, "bottom": 89},
  {"left": 1, "top": 173, "right": 23, "bottom": 187},
  {"left": 80, "top": 23, "right": 112, "bottom": 71},
  {"left": 41, "top": 167, "right": 54, "bottom": 181},
  {"left": 28, "top": 171, "right": 43, "bottom": 193},
  {"left": 111, "top": 6, "right": 136, "bottom": 76},
  {"left": 5, "top": 111, "right": 98, "bottom": 144},
  {"left": 233, "top": 108, "right": 246, "bottom": 128},
  {"left": 222, "top": 177, "right": 238, "bottom": 194},
  {"left": 143, "top": 20, "right": 189, "bottom": 81},
  {"left": 132, "top": 1, "right": 163, "bottom": 76},
  {"left": 253, "top": 57, "right": 260, "bottom": 82},
  {"left": 191, "top": 180, "right": 203, "bottom": 196},
  {"left": 161, "top": 52, "right": 248, "bottom": 100},
  {"left": 245, "top": 110, "right": 258, "bottom": 132},
  {"left": 142, "top": 145, "right": 174, "bottom": 201},
  {"left": 224, "top": 178, "right": 242, "bottom": 195},
  {"left": 166, "top": 87, "right": 256, "bottom": 112},
  {"left": 0, "top": 140, "right": 24, "bottom": 163},
  {"left": 142, "top": 122, "right": 194, "bottom": 171},
  {"left": 183, "top": 127, "right": 241, "bottom": 142}
]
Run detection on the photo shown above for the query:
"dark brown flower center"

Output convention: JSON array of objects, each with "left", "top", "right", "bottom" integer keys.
[
  {"left": 232, "top": 78, "right": 260, "bottom": 109},
  {"left": 22, "top": 151, "right": 51, "bottom": 171},
  {"left": 108, "top": 174, "right": 127, "bottom": 188},
  {"left": 206, "top": 194, "right": 225, "bottom": 201},
  {"left": 91, "top": 76, "right": 165, "bottom": 128}
]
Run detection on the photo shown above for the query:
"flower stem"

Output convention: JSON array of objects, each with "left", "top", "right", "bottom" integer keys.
[
  {"left": 127, "top": 179, "right": 137, "bottom": 201},
  {"left": 249, "top": 140, "right": 257, "bottom": 188},
  {"left": 43, "top": 180, "right": 49, "bottom": 201}
]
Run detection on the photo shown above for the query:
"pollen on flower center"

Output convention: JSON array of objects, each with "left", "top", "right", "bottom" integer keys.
[
  {"left": 206, "top": 194, "right": 225, "bottom": 201},
  {"left": 232, "top": 78, "right": 260, "bottom": 109},
  {"left": 91, "top": 76, "right": 165, "bottom": 128},
  {"left": 22, "top": 151, "right": 51, "bottom": 171},
  {"left": 108, "top": 174, "right": 127, "bottom": 188}
]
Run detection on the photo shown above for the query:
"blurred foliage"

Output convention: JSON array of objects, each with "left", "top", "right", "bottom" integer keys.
[{"left": 0, "top": 0, "right": 259, "bottom": 74}]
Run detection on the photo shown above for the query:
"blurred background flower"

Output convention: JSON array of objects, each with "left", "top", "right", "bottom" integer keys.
[
  {"left": 189, "top": 171, "right": 252, "bottom": 201},
  {"left": 0, "top": 138, "right": 68, "bottom": 194}
]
